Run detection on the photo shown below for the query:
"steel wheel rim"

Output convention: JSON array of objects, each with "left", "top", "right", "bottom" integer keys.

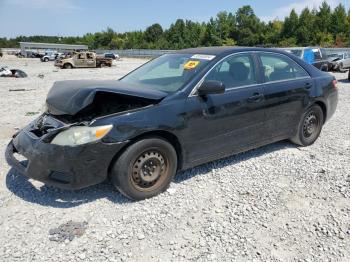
[
  {"left": 303, "top": 113, "right": 319, "bottom": 138},
  {"left": 131, "top": 150, "right": 168, "bottom": 191}
]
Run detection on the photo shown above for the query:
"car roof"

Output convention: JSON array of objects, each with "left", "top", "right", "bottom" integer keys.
[
  {"left": 170, "top": 46, "right": 326, "bottom": 80},
  {"left": 175, "top": 46, "right": 289, "bottom": 56}
]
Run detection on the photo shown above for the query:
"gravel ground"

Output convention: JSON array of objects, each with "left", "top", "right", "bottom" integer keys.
[{"left": 0, "top": 56, "right": 349, "bottom": 262}]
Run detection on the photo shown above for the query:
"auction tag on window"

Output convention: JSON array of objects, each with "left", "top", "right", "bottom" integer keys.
[
  {"left": 184, "top": 60, "right": 200, "bottom": 70},
  {"left": 191, "top": 54, "right": 216, "bottom": 61}
]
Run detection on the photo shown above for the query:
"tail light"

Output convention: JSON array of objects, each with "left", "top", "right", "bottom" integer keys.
[{"left": 332, "top": 79, "right": 338, "bottom": 90}]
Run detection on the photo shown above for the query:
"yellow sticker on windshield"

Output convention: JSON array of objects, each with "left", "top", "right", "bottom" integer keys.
[{"left": 184, "top": 60, "right": 200, "bottom": 70}]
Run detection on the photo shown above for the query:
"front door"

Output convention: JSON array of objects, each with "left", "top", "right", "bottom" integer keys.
[{"left": 182, "top": 53, "right": 267, "bottom": 163}]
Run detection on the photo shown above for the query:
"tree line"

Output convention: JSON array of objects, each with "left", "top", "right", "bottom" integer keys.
[{"left": 1, "top": 2, "right": 350, "bottom": 50}]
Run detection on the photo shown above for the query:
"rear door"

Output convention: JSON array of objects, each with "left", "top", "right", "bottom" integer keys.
[
  {"left": 258, "top": 52, "right": 312, "bottom": 139},
  {"left": 86, "top": 53, "right": 96, "bottom": 67},
  {"left": 183, "top": 53, "right": 267, "bottom": 163}
]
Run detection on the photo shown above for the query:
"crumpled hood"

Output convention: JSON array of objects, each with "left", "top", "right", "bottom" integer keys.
[{"left": 46, "top": 80, "right": 167, "bottom": 115}]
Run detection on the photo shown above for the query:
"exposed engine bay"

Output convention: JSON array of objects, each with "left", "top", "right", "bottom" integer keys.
[{"left": 53, "top": 92, "right": 156, "bottom": 123}]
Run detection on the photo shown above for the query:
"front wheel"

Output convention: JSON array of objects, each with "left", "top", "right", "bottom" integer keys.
[
  {"left": 63, "top": 63, "right": 72, "bottom": 69},
  {"left": 110, "top": 138, "right": 177, "bottom": 200},
  {"left": 290, "top": 105, "right": 324, "bottom": 146}
]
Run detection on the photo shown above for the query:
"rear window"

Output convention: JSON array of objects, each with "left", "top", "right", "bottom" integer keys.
[{"left": 259, "top": 53, "right": 309, "bottom": 82}]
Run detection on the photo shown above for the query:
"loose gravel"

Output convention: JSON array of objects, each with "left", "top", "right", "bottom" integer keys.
[{"left": 0, "top": 56, "right": 349, "bottom": 262}]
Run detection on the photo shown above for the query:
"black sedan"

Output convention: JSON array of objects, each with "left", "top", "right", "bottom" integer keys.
[{"left": 6, "top": 47, "right": 338, "bottom": 200}]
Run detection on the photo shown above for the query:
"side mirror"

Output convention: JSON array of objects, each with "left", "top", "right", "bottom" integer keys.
[{"left": 197, "top": 80, "right": 225, "bottom": 96}]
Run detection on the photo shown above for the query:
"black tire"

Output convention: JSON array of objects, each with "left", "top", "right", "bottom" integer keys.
[
  {"left": 290, "top": 105, "right": 324, "bottom": 146},
  {"left": 63, "top": 63, "right": 72, "bottom": 69},
  {"left": 321, "top": 64, "right": 328, "bottom": 72},
  {"left": 110, "top": 138, "right": 177, "bottom": 200},
  {"left": 44, "top": 57, "right": 49, "bottom": 62}
]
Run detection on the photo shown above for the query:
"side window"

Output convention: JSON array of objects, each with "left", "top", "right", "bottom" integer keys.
[
  {"left": 260, "top": 53, "right": 309, "bottom": 82},
  {"left": 205, "top": 54, "right": 257, "bottom": 88},
  {"left": 78, "top": 53, "right": 85, "bottom": 59},
  {"left": 312, "top": 49, "right": 322, "bottom": 60},
  {"left": 320, "top": 49, "right": 327, "bottom": 59}
]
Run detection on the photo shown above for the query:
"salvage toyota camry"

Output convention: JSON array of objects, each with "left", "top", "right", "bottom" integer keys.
[{"left": 6, "top": 47, "right": 338, "bottom": 200}]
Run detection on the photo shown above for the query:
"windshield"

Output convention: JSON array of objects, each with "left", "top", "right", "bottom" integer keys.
[{"left": 120, "top": 54, "right": 214, "bottom": 93}]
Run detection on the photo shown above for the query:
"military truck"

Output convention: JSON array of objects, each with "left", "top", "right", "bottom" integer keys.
[{"left": 55, "top": 52, "right": 112, "bottom": 69}]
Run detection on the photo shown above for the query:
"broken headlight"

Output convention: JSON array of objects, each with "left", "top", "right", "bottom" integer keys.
[{"left": 51, "top": 125, "right": 113, "bottom": 146}]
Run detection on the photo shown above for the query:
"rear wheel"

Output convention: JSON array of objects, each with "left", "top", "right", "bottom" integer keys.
[
  {"left": 44, "top": 57, "right": 49, "bottom": 62},
  {"left": 290, "top": 105, "right": 324, "bottom": 146},
  {"left": 110, "top": 138, "right": 177, "bottom": 200}
]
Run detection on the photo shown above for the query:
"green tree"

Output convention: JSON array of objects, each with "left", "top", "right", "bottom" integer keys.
[
  {"left": 296, "top": 8, "right": 316, "bottom": 46},
  {"left": 144, "top": 24, "right": 163, "bottom": 44},
  {"left": 202, "top": 18, "right": 222, "bottom": 46},
  {"left": 235, "top": 5, "right": 263, "bottom": 46},
  {"left": 264, "top": 20, "right": 283, "bottom": 46},
  {"left": 281, "top": 9, "right": 299, "bottom": 39},
  {"left": 316, "top": 1, "right": 332, "bottom": 33},
  {"left": 330, "top": 4, "right": 348, "bottom": 36},
  {"left": 2, "top": 2, "right": 350, "bottom": 49},
  {"left": 166, "top": 19, "right": 186, "bottom": 49}
]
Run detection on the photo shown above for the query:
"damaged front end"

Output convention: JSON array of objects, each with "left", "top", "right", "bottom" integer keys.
[
  {"left": 52, "top": 92, "right": 157, "bottom": 123},
  {"left": 5, "top": 114, "right": 128, "bottom": 189},
  {"left": 6, "top": 79, "right": 166, "bottom": 189}
]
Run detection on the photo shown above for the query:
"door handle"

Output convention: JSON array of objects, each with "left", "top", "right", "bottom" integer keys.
[{"left": 248, "top": 93, "right": 264, "bottom": 102}]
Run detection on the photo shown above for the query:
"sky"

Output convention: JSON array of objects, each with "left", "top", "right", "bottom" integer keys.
[{"left": 0, "top": 0, "right": 349, "bottom": 38}]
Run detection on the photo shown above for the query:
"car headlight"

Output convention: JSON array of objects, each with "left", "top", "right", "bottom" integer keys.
[{"left": 51, "top": 125, "right": 113, "bottom": 146}]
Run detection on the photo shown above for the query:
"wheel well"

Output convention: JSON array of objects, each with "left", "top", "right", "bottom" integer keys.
[
  {"left": 107, "top": 131, "right": 183, "bottom": 177},
  {"left": 314, "top": 101, "right": 327, "bottom": 123}
]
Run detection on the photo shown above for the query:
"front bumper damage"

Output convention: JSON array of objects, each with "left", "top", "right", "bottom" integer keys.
[{"left": 5, "top": 115, "right": 127, "bottom": 190}]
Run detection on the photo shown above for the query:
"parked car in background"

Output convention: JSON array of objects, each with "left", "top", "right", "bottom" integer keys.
[
  {"left": 6, "top": 47, "right": 338, "bottom": 200},
  {"left": 311, "top": 48, "right": 331, "bottom": 71},
  {"left": 104, "top": 53, "right": 120, "bottom": 60},
  {"left": 284, "top": 47, "right": 331, "bottom": 71},
  {"left": 41, "top": 51, "right": 60, "bottom": 62},
  {"left": 55, "top": 51, "right": 112, "bottom": 69},
  {"left": 0, "top": 66, "right": 27, "bottom": 78},
  {"left": 330, "top": 53, "right": 350, "bottom": 72},
  {"left": 326, "top": 53, "right": 342, "bottom": 71},
  {"left": 20, "top": 51, "right": 43, "bottom": 58}
]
